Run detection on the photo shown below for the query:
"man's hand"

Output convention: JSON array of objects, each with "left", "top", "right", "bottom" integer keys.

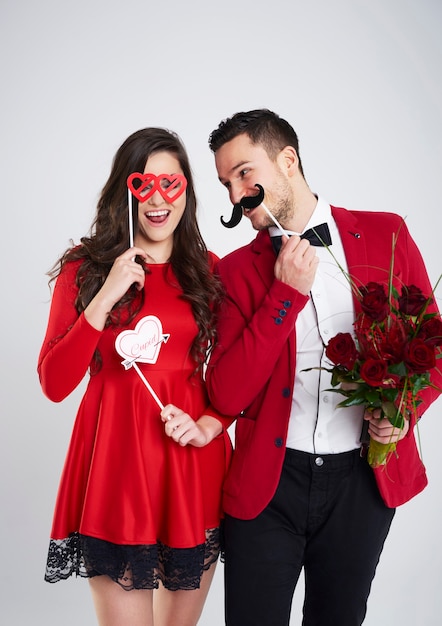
[
  {"left": 274, "top": 235, "right": 319, "bottom": 295},
  {"left": 364, "top": 408, "right": 410, "bottom": 444}
]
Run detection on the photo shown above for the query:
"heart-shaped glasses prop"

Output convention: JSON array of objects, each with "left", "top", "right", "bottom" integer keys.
[
  {"left": 115, "top": 315, "right": 170, "bottom": 410},
  {"left": 221, "top": 184, "right": 289, "bottom": 237},
  {"left": 126, "top": 173, "right": 188, "bottom": 247}
]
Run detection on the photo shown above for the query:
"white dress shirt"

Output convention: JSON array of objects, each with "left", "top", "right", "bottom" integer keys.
[{"left": 271, "top": 197, "right": 364, "bottom": 454}]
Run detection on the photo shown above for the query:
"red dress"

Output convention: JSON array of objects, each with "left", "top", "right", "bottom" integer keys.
[{"left": 38, "top": 257, "right": 232, "bottom": 590}]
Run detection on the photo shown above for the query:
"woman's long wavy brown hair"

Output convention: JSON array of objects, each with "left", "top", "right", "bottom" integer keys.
[{"left": 49, "top": 128, "right": 223, "bottom": 370}]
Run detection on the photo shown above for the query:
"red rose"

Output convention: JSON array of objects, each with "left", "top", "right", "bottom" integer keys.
[
  {"left": 379, "top": 319, "right": 407, "bottom": 362},
  {"left": 360, "top": 359, "right": 388, "bottom": 386},
  {"left": 354, "top": 317, "right": 402, "bottom": 362},
  {"left": 417, "top": 316, "right": 442, "bottom": 347},
  {"left": 379, "top": 373, "right": 401, "bottom": 389},
  {"left": 398, "top": 285, "right": 430, "bottom": 316},
  {"left": 356, "top": 334, "right": 381, "bottom": 361},
  {"left": 360, "top": 282, "right": 388, "bottom": 321},
  {"left": 325, "top": 333, "right": 358, "bottom": 369},
  {"left": 354, "top": 316, "right": 378, "bottom": 359},
  {"left": 403, "top": 338, "right": 436, "bottom": 373}
]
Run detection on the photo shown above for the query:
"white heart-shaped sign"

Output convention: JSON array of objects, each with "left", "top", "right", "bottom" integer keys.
[{"left": 115, "top": 315, "right": 169, "bottom": 364}]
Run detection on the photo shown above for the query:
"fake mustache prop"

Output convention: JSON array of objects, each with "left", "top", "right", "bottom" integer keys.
[
  {"left": 220, "top": 184, "right": 265, "bottom": 228},
  {"left": 220, "top": 184, "right": 289, "bottom": 237}
]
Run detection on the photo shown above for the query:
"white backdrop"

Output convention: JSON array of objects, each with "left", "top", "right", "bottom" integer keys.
[{"left": 1, "top": 1, "right": 441, "bottom": 624}]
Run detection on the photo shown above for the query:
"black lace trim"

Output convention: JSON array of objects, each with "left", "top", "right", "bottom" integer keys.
[{"left": 45, "top": 528, "right": 220, "bottom": 591}]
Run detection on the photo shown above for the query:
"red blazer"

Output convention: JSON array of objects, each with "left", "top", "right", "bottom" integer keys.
[{"left": 207, "top": 207, "right": 442, "bottom": 519}]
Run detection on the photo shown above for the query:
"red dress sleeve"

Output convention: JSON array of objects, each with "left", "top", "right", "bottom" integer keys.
[{"left": 37, "top": 260, "right": 103, "bottom": 402}]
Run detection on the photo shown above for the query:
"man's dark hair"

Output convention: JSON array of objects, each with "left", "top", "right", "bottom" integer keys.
[{"left": 208, "top": 109, "right": 304, "bottom": 177}]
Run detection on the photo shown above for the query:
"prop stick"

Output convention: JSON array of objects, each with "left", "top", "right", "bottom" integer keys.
[
  {"left": 261, "top": 203, "right": 291, "bottom": 237},
  {"left": 127, "top": 188, "right": 134, "bottom": 248},
  {"left": 132, "top": 362, "right": 164, "bottom": 410},
  {"left": 122, "top": 357, "right": 164, "bottom": 410}
]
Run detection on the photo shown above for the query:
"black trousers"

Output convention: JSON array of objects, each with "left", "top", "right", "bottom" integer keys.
[{"left": 223, "top": 448, "right": 395, "bottom": 626}]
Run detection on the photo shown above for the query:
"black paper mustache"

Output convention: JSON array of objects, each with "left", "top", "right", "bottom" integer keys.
[{"left": 220, "top": 184, "right": 265, "bottom": 228}]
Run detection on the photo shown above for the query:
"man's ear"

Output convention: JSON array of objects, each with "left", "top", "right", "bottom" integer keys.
[{"left": 277, "top": 145, "right": 299, "bottom": 177}]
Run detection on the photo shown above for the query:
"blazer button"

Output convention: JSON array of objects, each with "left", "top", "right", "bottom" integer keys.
[
  {"left": 274, "top": 437, "right": 283, "bottom": 448},
  {"left": 274, "top": 317, "right": 283, "bottom": 325},
  {"left": 283, "top": 300, "right": 292, "bottom": 308},
  {"left": 282, "top": 387, "right": 290, "bottom": 398}
]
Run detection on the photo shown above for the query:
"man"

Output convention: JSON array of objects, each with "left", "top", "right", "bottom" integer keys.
[{"left": 206, "top": 109, "right": 441, "bottom": 625}]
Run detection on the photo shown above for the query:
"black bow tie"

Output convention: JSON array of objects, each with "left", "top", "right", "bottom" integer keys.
[{"left": 271, "top": 223, "right": 332, "bottom": 255}]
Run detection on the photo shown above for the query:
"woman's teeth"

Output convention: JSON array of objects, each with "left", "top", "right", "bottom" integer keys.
[{"left": 146, "top": 210, "right": 169, "bottom": 217}]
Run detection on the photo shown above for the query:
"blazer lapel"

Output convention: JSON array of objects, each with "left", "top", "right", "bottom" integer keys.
[{"left": 332, "top": 206, "right": 369, "bottom": 313}]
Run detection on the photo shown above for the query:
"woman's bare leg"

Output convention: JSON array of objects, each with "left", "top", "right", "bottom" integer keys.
[
  {"left": 89, "top": 575, "right": 154, "bottom": 626},
  {"left": 153, "top": 561, "right": 217, "bottom": 626}
]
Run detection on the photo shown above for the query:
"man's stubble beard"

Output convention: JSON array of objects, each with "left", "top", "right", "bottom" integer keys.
[{"left": 251, "top": 175, "right": 294, "bottom": 231}]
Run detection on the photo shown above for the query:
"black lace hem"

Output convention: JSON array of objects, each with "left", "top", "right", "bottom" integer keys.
[{"left": 45, "top": 528, "right": 220, "bottom": 591}]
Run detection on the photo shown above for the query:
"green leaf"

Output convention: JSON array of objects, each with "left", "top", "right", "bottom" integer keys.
[
  {"left": 421, "top": 312, "right": 438, "bottom": 321},
  {"left": 337, "top": 396, "right": 367, "bottom": 408},
  {"left": 330, "top": 368, "right": 346, "bottom": 387},
  {"left": 365, "top": 389, "right": 382, "bottom": 404},
  {"left": 412, "top": 373, "right": 430, "bottom": 394},
  {"left": 381, "top": 402, "right": 404, "bottom": 428},
  {"left": 388, "top": 362, "right": 407, "bottom": 377},
  {"left": 382, "top": 388, "right": 399, "bottom": 402}
]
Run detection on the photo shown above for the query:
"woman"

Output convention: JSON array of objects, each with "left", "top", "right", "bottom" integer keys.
[{"left": 38, "top": 128, "right": 232, "bottom": 625}]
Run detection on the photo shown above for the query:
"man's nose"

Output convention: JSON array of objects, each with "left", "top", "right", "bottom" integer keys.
[{"left": 229, "top": 183, "right": 247, "bottom": 206}]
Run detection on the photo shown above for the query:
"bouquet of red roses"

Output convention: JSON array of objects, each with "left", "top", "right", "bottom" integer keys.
[{"left": 324, "top": 280, "right": 442, "bottom": 468}]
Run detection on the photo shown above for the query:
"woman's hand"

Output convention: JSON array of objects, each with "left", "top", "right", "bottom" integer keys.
[
  {"left": 161, "top": 404, "right": 222, "bottom": 447},
  {"left": 364, "top": 408, "right": 410, "bottom": 443},
  {"left": 84, "top": 247, "right": 147, "bottom": 330}
]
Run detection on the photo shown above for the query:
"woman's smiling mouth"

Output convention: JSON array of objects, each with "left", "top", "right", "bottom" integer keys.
[{"left": 144, "top": 209, "right": 170, "bottom": 225}]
